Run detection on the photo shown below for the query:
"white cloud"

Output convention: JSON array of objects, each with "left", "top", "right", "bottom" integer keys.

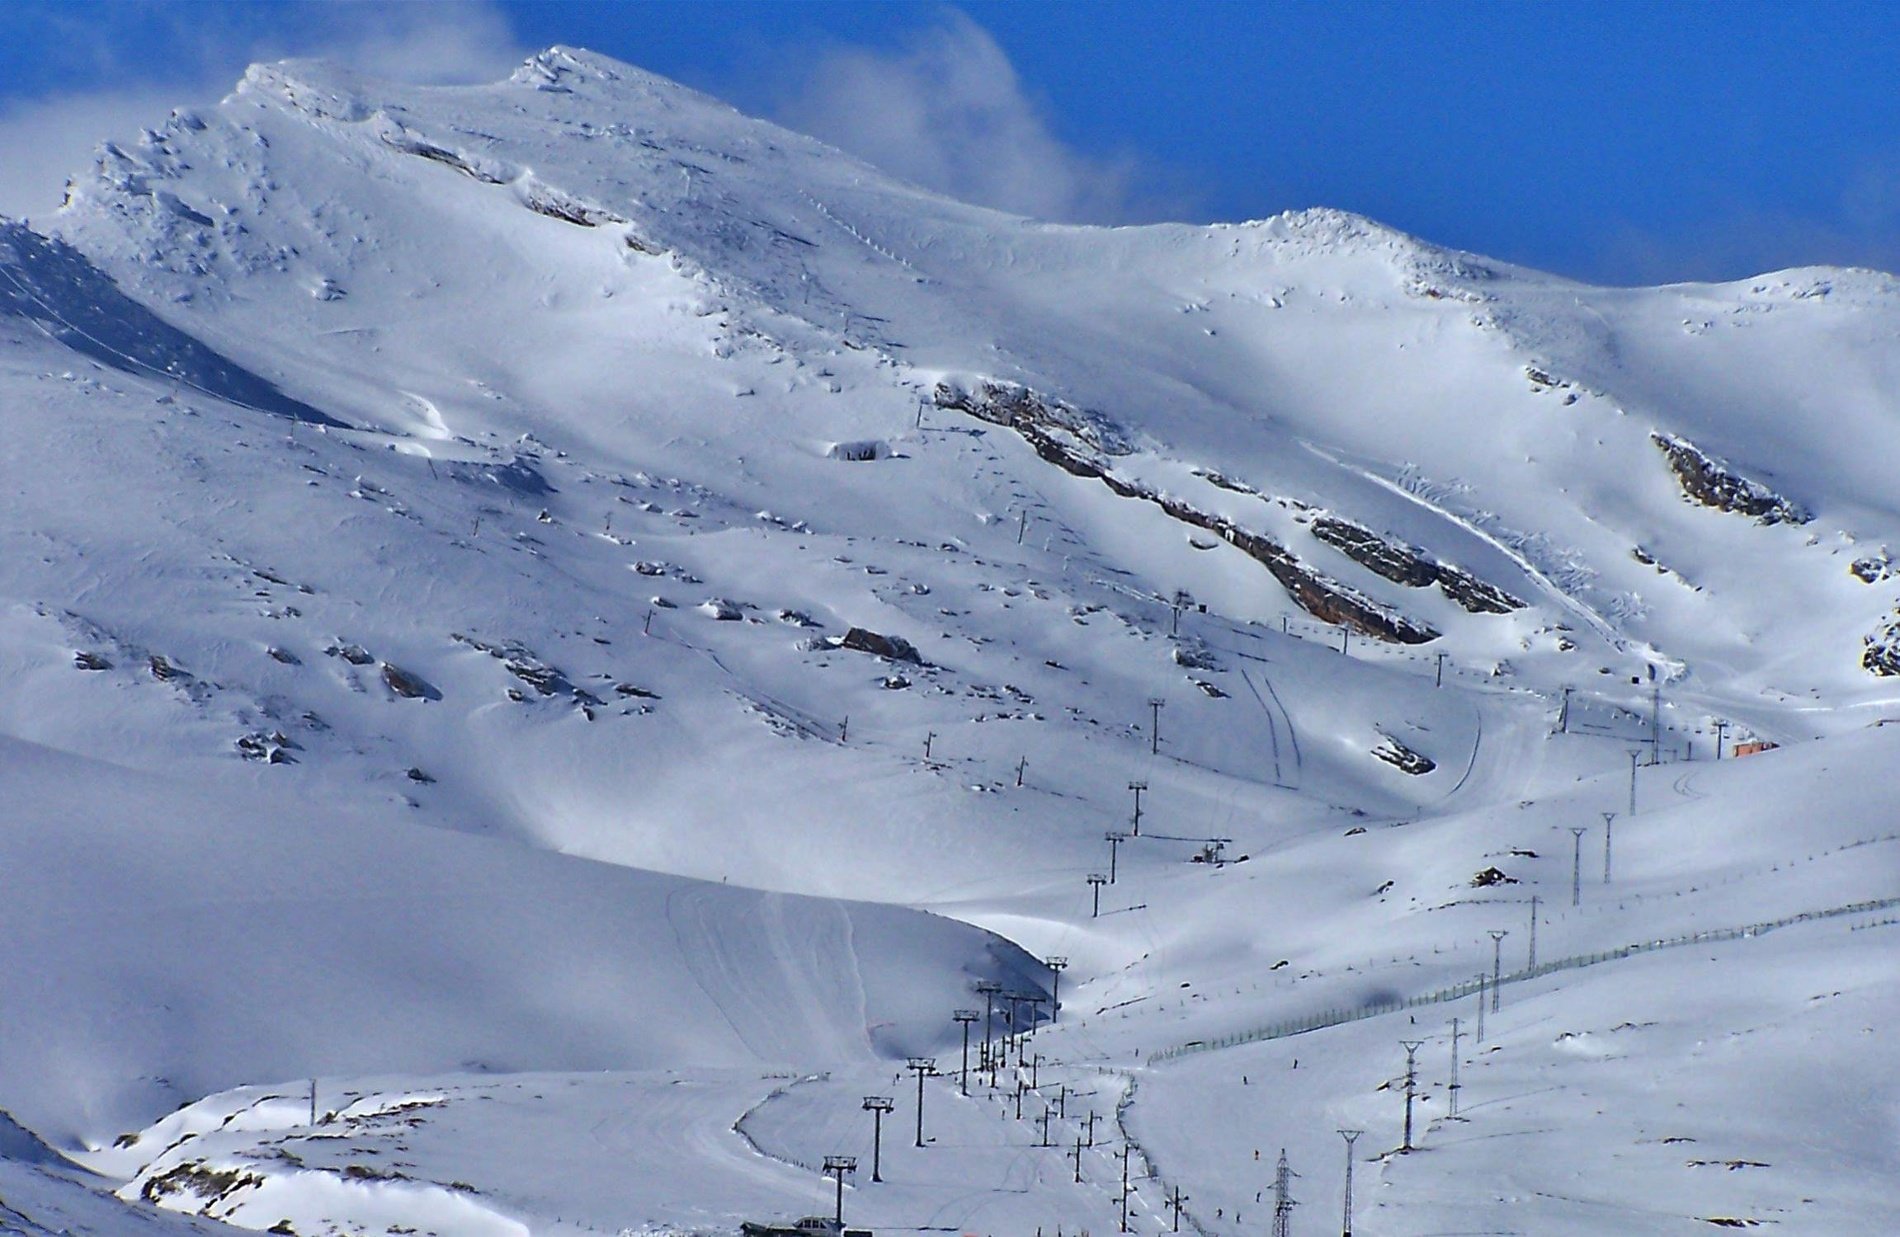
[
  {"left": 772, "top": 11, "right": 1160, "bottom": 224},
  {"left": 0, "top": 1, "right": 524, "bottom": 223}
]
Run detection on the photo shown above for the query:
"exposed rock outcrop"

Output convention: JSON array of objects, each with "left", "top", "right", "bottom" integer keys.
[
  {"left": 1652, "top": 433, "right": 1810, "bottom": 526},
  {"left": 1311, "top": 516, "right": 1522, "bottom": 614},
  {"left": 839, "top": 627, "right": 923, "bottom": 664},
  {"left": 937, "top": 382, "right": 1441, "bottom": 644}
]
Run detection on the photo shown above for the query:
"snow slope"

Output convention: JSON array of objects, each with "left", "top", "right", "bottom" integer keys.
[{"left": 0, "top": 45, "right": 1895, "bottom": 1236}]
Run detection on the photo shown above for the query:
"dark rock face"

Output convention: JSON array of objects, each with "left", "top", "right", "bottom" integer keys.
[
  {"left": 1372, "top": 734, "right": 1436, "bottom": 775},
  {"left": 1312, "top": 517, "right": 1523, "bottom": 615},
  {"left": 73, "top": 651, "right": 111, "bottom": 671},
  {"left": 1470, "top": 866, "right": 1518, "bottom": 887},
  {"left": 1849, "top": 552, "right": 1893, "bottom": 584},
  {"left": 379, "top": 661, "right": 439, "bottom": 700},
  {"left": 1312, "top": 518, "right": 1440, "bottom": 588},
  {"left": 839, "top": 627, "right": 923, "bottom": 664},
  {"left": 938, "top": 383, "right": 1442, "bottom": 645},
  {"left": 1863, "top": 614, "right": 1900, "bottom": 676},
  {"left": 1652, "top": 433, "right": 1810, "bottom": 526}
]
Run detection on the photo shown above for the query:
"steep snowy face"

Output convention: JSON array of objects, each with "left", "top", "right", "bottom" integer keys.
[{"left": 48, "top": 47, "right": 1900, "bottom": 713}]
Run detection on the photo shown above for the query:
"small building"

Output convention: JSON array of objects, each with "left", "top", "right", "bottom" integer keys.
[{"left": 1733, "top": 739, "right": 1779, "bottom": 758}]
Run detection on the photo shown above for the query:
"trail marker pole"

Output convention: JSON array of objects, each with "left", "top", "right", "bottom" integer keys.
[
  {"left": 1128, "top": 780, "right": 1148, "bottom": 836},
  {"left": 1570, "top": 826, "right": 1588, "bottom": 907},
  {"left": 1447, "top": 1020, "right": 1461, "bottom": 1118},
  {"left": 923, "top": 731, "right": 935, "bottom": 761},
  {"left": 1085, "top": 1110, "right": 1100, "bottom": 1147},
  {"left": 823, "top": 1156, "right": 856, "bottom": 1224},
  {"left": 954, "top": 1010, "right": 979, "bottom": 1095},
  {"left": 1435, "top": 651, "right": 1447, "bottom": 687},
  {"left": 1400, "top": 1041, "right": 1424, "bottom": 1152},
  {"left": 1017, "top": 756, "right": 1027, "bottom": 787},
  {"left": 861, "top": 1097, "right": 893, "bottom": 1181},
  {"left": 1488, "top": 930, "right": 1508, "bottom": 1012},
  {"left": 1039, "top": 1105, "right": 1054, "bottom": 1146},
  {"left": 1106, "top": 831, "right": 1127, "bottom": 884},
  {"left": 907, "top": 1058, "right": 937, "bottom": 1147},
  {"left": 1073, "top": 1137, "right": 1085, "bottom": 1182},
  {"left": 1089, "top": 873, "right": 1108, "bottom": 918},
  {"left": 1015, "top": 1078, "right": 1025, "bottom": 1121},
  {"left": 1338, "top": 1129, "right": 1363, "bottom": 1236}
]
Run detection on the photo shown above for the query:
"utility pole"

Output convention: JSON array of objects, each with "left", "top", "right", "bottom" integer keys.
[
  {"left": 1085, "top": 1110, "right": 1100, "bottom": 1147},
  {"left": 1628, "top": 749, "right": 1642, "bottom": 815},
  {"left": 1528, "top": 894, "right": 1540, "bottom": 969},
  {"left": 1570, "top": 826, "right": 1588, "bottom": 907},
  {"left": 1475, "top": 973, "right": 1486, "bottom": 1042},
  {"left": 953, "top": 1010, "right": 979, "bottom": 1095},
  {"left": 823, "top": 1156, "right": 856, "bottom": 1225},
  {"left": 1014, "top": 1077, "right": 1025, "bottom": 1121},
  {"left": 1089, "top": 872, "right": 1108, "bottom": 918},
  {"left": 1038, "top": 1105, "right": 1054, "bottom": 1147},
  {"left": 1714, "top": 718, "right": 1729, "bottom": 760},
  {"left": 1272, "top": 1147, "right": 1297, "bottom": 1237},
  {"left": 1017, "top": 756, "right": 1027, "bottom": 787},
  {"left": 1073, "top": 1137, "right": 1085, "bottom": 1183},
  {"left": 1435, "top": 651, "right": 1447, "bottom": 687},
  {"left": 1400, "top": 1041, "right": 1424, "bottom": 1153},
  {"left": 907, "top": 1058, "right": 936, "bottom": 1147},
  {"left": 1046, "top": 956, "right": 1068, "bottom": 1024},
  {"left": 1148, "top": 698, "right": 1165, "bottom": 755},
  {"left": 923, "top": 730, "right": 936, "bottom": 761},
  {"left": 1128, "top": 780, "right": 1148, "bottom": 836},
  {"left": 840, "top": 715, "right": 848, "bottom": 743},
  {"left": 1560, "top": 685, "right": 1572, "bottom": 733},
  {"left": 1106, "top": 831, "right": 1127, "bottom": 884},
  {"left": 1650, "top": 683, "right": 1661, "bottom": 765},
  {"left": 310, "top": 1079, "right": 319, "bottom": 1126},
  {"left": 1340, "top": 626, "right": 1350, "bottom": 655},
  {"left": 1447, "top": 1019, "right": 1461, "bottom": 1118},
  {"left": 1338, "top": 1129, "right": 1362, "bottom": 1237},
  {"left": 1488, "top": 930, "right": 1508, "bottom": 1012},
  {"left": 861, "top": 1097, "right": 893, "bottom": 1182},
  {"left": 976, "top": 981, "right": 1001, "bottom": 1075},
  {"left": 1168, "top": 1184, "right": 1189, "bottom": 1232},
  {"left": 1602, "top": 811, "right": 1617, "bottom": 883}
]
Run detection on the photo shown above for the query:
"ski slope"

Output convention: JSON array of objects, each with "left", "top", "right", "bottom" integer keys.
[{"left": 0, "top": 45, "right": 1894, "bottom": 1235}]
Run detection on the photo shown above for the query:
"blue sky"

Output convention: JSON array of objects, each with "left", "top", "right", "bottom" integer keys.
[{"left": 3, "top": 1, "right": 1896, "bottom": 284}]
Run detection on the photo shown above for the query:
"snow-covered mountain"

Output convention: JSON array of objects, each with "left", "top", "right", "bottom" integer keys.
[{"left": 1, "top": 46, "right": 1895, "bottom": 1235}]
